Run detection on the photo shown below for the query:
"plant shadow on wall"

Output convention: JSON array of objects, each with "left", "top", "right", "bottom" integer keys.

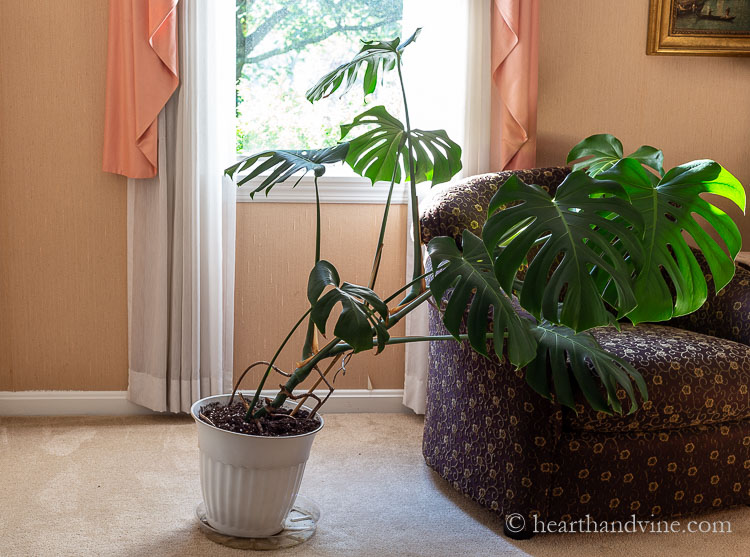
[{"left": 195, "top": 28, "right": 746, "bottom": 539}]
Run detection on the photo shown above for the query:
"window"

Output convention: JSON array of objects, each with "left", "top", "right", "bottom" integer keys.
[
  {"left": 235, "top": 0, "right": 404, "bottom": 157},
  {"left": 233, "top": 0, "right": 476, "bottom": 203}
]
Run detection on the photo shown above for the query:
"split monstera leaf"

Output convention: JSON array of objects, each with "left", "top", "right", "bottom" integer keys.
[
  {"left": 427, "top": 133, "right": 744, "bottom": 413},
  {"left": 305, "top": 29, "right": 421, "bottom": 102}
]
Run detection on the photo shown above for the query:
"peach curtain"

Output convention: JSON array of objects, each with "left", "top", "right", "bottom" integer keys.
[
  {"left": 491, "top": 0, "right": 539, "bottom": 170},
  {"left": 103, "top": 0, "right": 179, "bottom": 178},
  {"left": 126, "top": 1, "right": 236, "bottom": 412}
]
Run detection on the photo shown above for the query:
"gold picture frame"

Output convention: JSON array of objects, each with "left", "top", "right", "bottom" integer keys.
[{"left": 648, "top": 0, "right": 750, "bottom": 55}]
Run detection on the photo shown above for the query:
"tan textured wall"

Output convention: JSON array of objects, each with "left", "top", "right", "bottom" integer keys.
[
  {"left": 0, "top": 2, "right": 408, "bottom": 392},
  {"left": 537, "top": 0, "right": 750, "bottom": 241},
  {"left": 233, "top": 203, "right": 407, "bottom": 390},
  {"left": 11, "top": 1, "right": 743, "bottom": 392},
  {"left": 0, "top": 1, "right": 129, "bottom": 390}
]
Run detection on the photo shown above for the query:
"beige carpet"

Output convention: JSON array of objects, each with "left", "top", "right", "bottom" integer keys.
[{"left": 0, "top": 414, "right": 748, "bottom": 557}]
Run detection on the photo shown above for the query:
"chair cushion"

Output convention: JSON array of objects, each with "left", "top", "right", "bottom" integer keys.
[{"left": 565, "top": 324, "right": 750, "bottom": 433}]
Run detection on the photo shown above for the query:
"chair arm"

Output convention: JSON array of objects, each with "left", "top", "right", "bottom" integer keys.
[
  {"left": 420, "top": 167, "right": 570, "bottom": 245},
  {"left": 665, "top": 260, "right": 750, "bottom": 347}
]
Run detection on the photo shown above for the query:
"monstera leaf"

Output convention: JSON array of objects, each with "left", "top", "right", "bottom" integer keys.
[
  {"left": 305, "top": 29, "right": 421, "bottom": 102},
  {"left": 225, "top": 144, "right": 349, "bottom": 196},
  {"left": 307, "top": 260, "right": 389, "bottom": 353},
  {"left": 483, "top": 173, "right": 645, "bottom": 332},
  {"left": 427, "top": 231, "right": 538, "bottom": 367},
  {"left": 567, "top": 133, "right": 664, "bottom": 177},
  {"left": 598, "top": 157, "right": 745, "bottom": 323},
  {"left": 340, "top": 105, "right": 462, "bottom": 186},
  {"left": 527, "top": 322, "right": 647, "bottom": 414}
]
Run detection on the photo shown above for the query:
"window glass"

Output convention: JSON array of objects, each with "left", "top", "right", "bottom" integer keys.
[{"left": 236, "top": 0, "right": 405, "bottom": 155}]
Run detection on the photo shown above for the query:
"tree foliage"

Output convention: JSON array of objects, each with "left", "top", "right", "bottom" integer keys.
[
  {"left": 235, "top": 0, "right": 404, "bottom": 153},
  {"left": 236, "top": 0, "right": 403, "bottom": 82}
]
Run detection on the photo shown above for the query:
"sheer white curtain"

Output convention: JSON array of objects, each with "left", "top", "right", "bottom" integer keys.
[
  {"left": 402, "top": 0, "right": 492, "bottom": 413},
  {"left": 127, "top": 0, "right": 236, "bottom": 412}
]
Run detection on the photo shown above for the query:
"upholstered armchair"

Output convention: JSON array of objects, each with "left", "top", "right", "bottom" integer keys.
[{"left": 420, "top": 167, "right": 750, "bottom": 538}]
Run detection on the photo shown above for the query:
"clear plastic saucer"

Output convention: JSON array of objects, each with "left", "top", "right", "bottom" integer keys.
[{"left": 196, "top": 495, "right": 320, "bottom": 550}]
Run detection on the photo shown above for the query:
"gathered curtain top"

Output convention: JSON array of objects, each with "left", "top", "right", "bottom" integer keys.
[
  {"left": 103, "top": 0, "right": 179, "bottom": 179},
  {"left": 491, "top": 0, "right": 538, "bottom": 171}
]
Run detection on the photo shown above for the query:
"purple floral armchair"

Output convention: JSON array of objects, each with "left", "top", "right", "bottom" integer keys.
[{"left": 420, "top": 167, "right": 750, "bottom": 538}]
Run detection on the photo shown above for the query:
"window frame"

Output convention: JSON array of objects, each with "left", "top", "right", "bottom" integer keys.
[{"left": 235, "top": 170, "right": 409, "bottom": 204}]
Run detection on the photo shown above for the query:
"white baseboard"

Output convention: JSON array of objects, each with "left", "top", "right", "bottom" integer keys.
[{"left": 0, "top": 389, "right": 411, "bottom": 416}]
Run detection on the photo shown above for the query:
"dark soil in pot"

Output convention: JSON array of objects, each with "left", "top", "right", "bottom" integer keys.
[{"left": 199, "top": 401, "right": 321, "bottom": 436}]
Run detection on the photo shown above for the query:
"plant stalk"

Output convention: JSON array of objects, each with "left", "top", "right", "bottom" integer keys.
[
  {"left": 254, "top": 287, "right": 435, "bottom": 418},
  {"left": 332, "top": 332, "right": 498, "bottom": 353},
  {"left": 302, "top": 176, "right": 323, "bottom": 359},
  {"left": 253, "top": 335, "right": 343, "bottom": 418},
  {"left": 384, "top": 269, "right": 434, "bottom": 304},
  {"left": 396, "top": 60, "right": 424, "bottom": 306},
  {"left": 368, "top": 158, "right": 401, "bottom": 290},
  {"left": 245, "top": 307, "right": 311, "bottom": 420}
]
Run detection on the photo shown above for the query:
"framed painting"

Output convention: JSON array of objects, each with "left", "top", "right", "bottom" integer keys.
[{"left": 648, "top": 0, "right": 750, "bottom": 55}]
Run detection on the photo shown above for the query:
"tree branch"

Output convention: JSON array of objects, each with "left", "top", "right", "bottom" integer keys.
[
  {"left": 246, "top": 17, "right": 400, "bottom": 65},
  {"left": 237, "top": 4, "right": 291, "bottom": 81}
]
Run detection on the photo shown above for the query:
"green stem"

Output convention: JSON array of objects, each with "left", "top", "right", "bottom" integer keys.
[
  {"left": 396, "top": 60, "right": 423, "bottom": 306},
  {"left": 253, "top": 335, "right": 342, "bottom": 418},
  {"left": 384, "top": 269, "right": 434, "bottom": 304},
  {"left": 246, "top": 307, "right": 311, "bottom": 421},
  {"left": 368, "top": 156, "right": 402, "bottom": 290},
  {"left": 314, "top": 176, "right": 321, "bottom": 262},
  {"left": 302, "top": 176, "right": 323, "bottom": 359},
  {"left": 387, "top": 289, "right": 433, "bottom": 327},
  {"left": 329, "top": 332, "right": 498, "bottom": 355},
  {"left": 254, "top": 287, "right": 435, "bottom": 418}
]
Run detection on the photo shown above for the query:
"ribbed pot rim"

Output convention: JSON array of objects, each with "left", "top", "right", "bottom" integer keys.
[{"left": 191, "top": 393, "right": 325, "bottom": 440}]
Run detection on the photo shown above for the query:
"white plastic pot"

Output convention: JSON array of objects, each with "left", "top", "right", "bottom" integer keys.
[{"left": 190, "top": 393, "right": 323, "bottom": 537}]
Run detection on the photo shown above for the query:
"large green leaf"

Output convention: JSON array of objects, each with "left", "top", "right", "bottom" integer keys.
[
  {"left": 307, "top": 260, "right": 389, "bottom": 353},
  {"left": 225, "top": 144, "right": 349, "bottom": 196},
  {"left": 527, "top": 322, "right": 647, "bottom": 414},
  {"left": 567, "top": 133, "right": 664, "bottom": 177},
  {"left": 340, "top": 105, "right": 462, "bottom": 186},
  {"left": 305, "top": 29, "right": 421, "bottom": 102},
  {"left": 598, "top": 158, "right": 745, "bottom": 323},
  {"left": 483, "top": 173, "right": 645, "bottom": 332},
  {"left": 427, "top": 230, "right": 538, "bottom": 367}
]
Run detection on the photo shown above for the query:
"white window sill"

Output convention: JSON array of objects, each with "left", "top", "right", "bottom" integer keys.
[{"left": 236, "top": 174, "right": 409, "bottom": 204}]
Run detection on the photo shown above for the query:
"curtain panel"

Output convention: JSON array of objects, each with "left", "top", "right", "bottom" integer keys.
[
  {"left": 103, "top": 0, "right": 179, "bottom": 179},
  {"left": 401, "top": 0, "right": 493, "bottom": 414},
  {"left": 121, "top": 0, "right": 236, "bottom": 412},
  {"left": 491, "top": 0, "right": 540, "bottom": 171}
]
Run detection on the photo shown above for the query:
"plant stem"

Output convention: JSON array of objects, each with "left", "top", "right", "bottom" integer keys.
[
  {"left": 254, "top": 288, "right": 435, "bottom": 418},
  {"left": 384, "top": 269, "right": 434, "bottom": 304},
  {"left": 253, "top": 336, "right": 343, "bottom": 418},
  {"left": 330, "top": 332, "right": 497, "bottom": 354},
  {"left": 314, "top": 175, "right": 321, "bottom": 262},
  {"left": 368, "top": 158, "right": 401, "bottom": 290},
  {"left": 389, "top": 289, "right": 433, "bottom": 326},
  {"left": 302, "top": 176, "right": 323, "bottom": 359},
  {"left": 396, "top": 60, "right": 423, "bottom": 306},
  {"left": 246, "top": 307, "right": 311, "bottom": 421}
]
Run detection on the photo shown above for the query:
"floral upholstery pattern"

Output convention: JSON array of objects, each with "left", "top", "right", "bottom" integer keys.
[
  {"left": 420, "top": 167, "right": 750, "bottom": 529},
  {"left": 667, "top": 255, "right": 750, "bottom": 348},
  {"left": 420, "top": 167, "right": 570, "bottom": 244},
  {"left": 570, "top": 324, "right": 750, "bottom": 432}
]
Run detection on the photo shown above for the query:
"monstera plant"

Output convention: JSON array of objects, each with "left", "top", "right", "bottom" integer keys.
[
  {"left": 191, "top": 28, "right": 744, "bottom": 540},
  {"left": 224, "top": 29, "right": 745, "bottom": 420}
]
